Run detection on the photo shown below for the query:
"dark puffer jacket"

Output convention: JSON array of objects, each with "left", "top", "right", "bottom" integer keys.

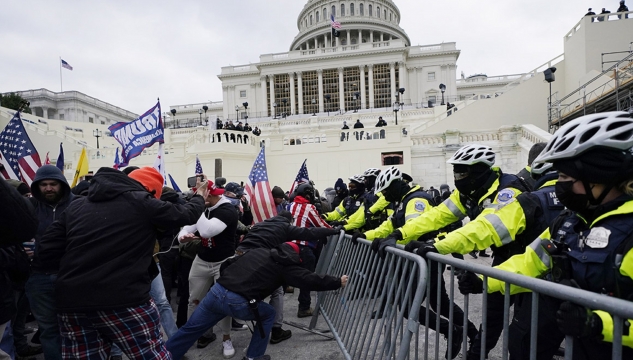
[
  {"left": 218, "top": 243, "right": 342, "bottom": 302},
  {"left": 0, "top": 178, "right": 37, "bottom": 247},
  {"left": 237, "top": 214, "right": 338, "bottom": 252},
  {"left": 38, "top": 167, "right": 206, "bottom": 312}
]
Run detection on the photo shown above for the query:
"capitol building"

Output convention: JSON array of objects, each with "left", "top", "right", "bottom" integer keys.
[{"left": 3, "top": 0, "right": 632, "bottom": 192}]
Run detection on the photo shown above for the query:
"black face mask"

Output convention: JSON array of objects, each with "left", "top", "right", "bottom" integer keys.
[
  {"left": 349, "top": 183, "right": 365, "bottom": 197},
  {"left": 454, "top": 170, "right": 491, "bottom": 196},
  {"left": 555, "top": 180, "right": 590, "bottom": 212}
]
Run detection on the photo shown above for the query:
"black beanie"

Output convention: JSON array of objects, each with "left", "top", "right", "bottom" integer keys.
[
  {"left": 277, "top": 210, "right": 293, "bottom": 222},
  {"left": 553, "top": 147, "right": 633, "bottom": 184}
]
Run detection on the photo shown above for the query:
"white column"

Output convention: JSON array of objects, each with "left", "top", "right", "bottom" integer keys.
[
  {"left": 359, "top": 65, "right": 366, "bottom": 109},
  {"left": 338, "top": 67, "right": 345, "bottom": 112},
  {"left": 380, "top": 32, "right": 384, "bottom": 42},
  {"left": 370, "top": 31, "right": 373, "bottom": 43},
  {"left": 368, "top": 64, "right": 375, "bottom": 108},
  {"left": 297, "top": 71, "right": 304, "bottom": 114},
  {"left": 269, "top": 75, "right": 276, "bottom": 113},
  {"left": 390, "top": 62, "right": 396, "bottom": 104},
  {"left": 250, "top": 83, "right": 257, "bottom": 117},
  {"left": 289, "top": 72, "right": 296, "bottom": 115},
  {"left": 398, "top": 61, "right": 406, "bottom": 101},
  {"left": 314, "top": 37, "right": 318, "bottom": 49},
  {"left": 317, "top": 69, "right": 324, "bottom": 113},
  {"left": 42, "top": 107, "right": 49, "bottom": 119},
  {"left": 260, "top": 76, "right": 267, "bottom": 117},
  {"left": 346, "top": 30, "right": 351, "bottom": 46},
  {"left": 412, "top": 67, "right": 419, "bottom": 106},
  {"left": 358, "top": 29, "right": 362, "bottom": 44}
]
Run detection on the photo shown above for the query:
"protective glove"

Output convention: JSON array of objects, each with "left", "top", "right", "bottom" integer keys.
[
  {"left": 371, "top": 230, "right": 401, "bottom": 259},
  {"left": 556, "top": 301, "right": 603, "bottom": 338},
  {"left": 329, "top": 220, "right": 347, "bottom": 227},
  {"left": 333, "top": 225, "right": 345, "bottom": 232},
  {"left": 350, "top": 231, "right": 365, "bottom": 245},
  {"left": 404, "top": 241, "right": 425, "bottom": 253},
  {"left": 457, "top": 271, "right": 483, "bottom": 295},
  {"left": 415, "top": 241, "right": 439, "bottom": 259}
]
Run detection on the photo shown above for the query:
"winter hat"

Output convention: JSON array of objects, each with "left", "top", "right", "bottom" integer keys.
[
  {"left": 206, "top": 180, "right": 225, "bottom": 196},
  {"left": 553, "top": 147, "right": 633, "bottom": 185},
  {"left": 6, "top": 179, "right": 30, "bottom": 196},
  {"left": 284, "top": 241, "right": 300, "bottom": 255},
  {"left": 272, "top": 186, "right": 286, "bottom": 199},
  {"left": 277, "top": 210, "right": 293, "bottom": 222},
  {"left": 334, "top": 178, "right": 346, "bottom": 191},
  {"left": 128, "top": 167, "right": 164, "bottom": 199}
]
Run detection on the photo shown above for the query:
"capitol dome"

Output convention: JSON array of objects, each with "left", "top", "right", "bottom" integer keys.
[{"left": 290, "top": 0, "right": 410, "bottom": 51}]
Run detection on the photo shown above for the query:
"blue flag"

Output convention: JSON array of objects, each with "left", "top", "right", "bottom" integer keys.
[
  {"left": 108, "top": 101, "right": 164, "bottom": 167},
  {"left": 168, "top": 174, "right": 182, "bottom": 193},
  {"left": 113, "top": 147, "right": 121, "bottom": 169},
  {"left": 55, "top": 143, "right": 64, "bottom": 172}
]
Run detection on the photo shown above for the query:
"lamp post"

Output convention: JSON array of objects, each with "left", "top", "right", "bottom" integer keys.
[
  {"left": 544, "top": 66, "right": 557, "bottom": 131},
  {"left": 393, "top": 88, "right": 405, "bottom": 125},
  {"left": 353, "top": 92, "right": 360, "bottom": 112},
  {"left": 93, "top": 129, "right": 102, "bottom": 149},
  {"left": 198, "top": 109, "right": 203, "bottom": 126},
  {"left": 311, "top": 98, "right": 317, "bottom": 116},
  {"left": 235, "top": 105, "right": 240, "bottom": 122},
  {"left": 439, "top": 83, "right": 446, "bottom": 105},
  {"left": 272, "top": 102, "right": 277, "bottom": 119},
  {"left": 325, "top": 94, "right": 331, "bottom": 116},
  {"left": 202, "top": 105, "right": 208, "bottom": 125},
  {"left": 170, "top": 108, "right": 177, "bottom": 128},
  {"left": 242, "top": 102, "right": 248, "bottom": 120}
]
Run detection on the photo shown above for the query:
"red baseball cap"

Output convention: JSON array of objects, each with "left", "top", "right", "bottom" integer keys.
[{"left": 207, "top": 180, "right": 225, "bottom": 196}]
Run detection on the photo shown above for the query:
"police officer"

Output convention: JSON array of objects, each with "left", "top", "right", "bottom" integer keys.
[
  {"left": 461, "top": 112, "right": 633, "bottom": 359},
  {"left": 376, "top": 144, "right": 529, "bottom": 359},
  {"left": 343, "top": 168, "right": 391, "bottom": 232},
  {"left": 323, "top": 174, "right": 367, "bottom": 225}
]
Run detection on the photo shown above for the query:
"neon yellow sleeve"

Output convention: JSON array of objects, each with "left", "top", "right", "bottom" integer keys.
[
  {"left": 324, "top": 201, "right": 346, "bottom": 221},
  {"left": 397, "top": 198, "right": 434, "bottom": 245},
  {"left": 399, "top": 190, "right": 466, "bottom": 241},
  {"left": 364, "top": 215, "right": 394, "bottom": 241},
  {"left": 369, "top": 194, "right": 390, "bottom": 214},
  {"left": 434, "top": 200, "right": 526, "bottom": 255},
  {"left": 344, "top": 205, "right": 366, "bottom": 231}
]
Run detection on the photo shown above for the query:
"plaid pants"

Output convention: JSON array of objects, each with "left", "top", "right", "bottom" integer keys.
[{"left": 58, "top": 300, "right": 171, "bottom": 360}]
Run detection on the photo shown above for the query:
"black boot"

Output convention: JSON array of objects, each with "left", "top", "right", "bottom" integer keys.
[{"left": 444, "top": 324, "right": 463, "bottom": 360}]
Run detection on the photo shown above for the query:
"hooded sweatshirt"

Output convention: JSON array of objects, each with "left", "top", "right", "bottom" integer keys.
[
  {"left": 37, "top": 167, "right": 205, "bottom": 312},
  {"left": 237, "top": 215, "right": 338, "bottom": 251},
  {"left": 218, "top": 243, "right": 342, "bottom": 301},
  {"left": 29, "top": 164, "right": 75, "bottom": 273}
]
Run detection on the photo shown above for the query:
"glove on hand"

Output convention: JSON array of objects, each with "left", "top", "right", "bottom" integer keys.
[
  {"left": 415, "top": 241, "right": 439, "bottom": 259},
  {"left": 329, "top": 220, "right": 347, "bottom": 227},
  {"left": 351, "top": 231, "right": 366, "bottom": 245},
  {"left": 371, "top": 236, "right": 397, "bottom": 259},
  {"left": 404, "top": 241, "right": 425, "bottom": 253},
  {"left": 457, "top": 271, "right": 483, "bottom": 295},
  {"left": 556, "top": 301, "right": 603, "bottom": 338}
]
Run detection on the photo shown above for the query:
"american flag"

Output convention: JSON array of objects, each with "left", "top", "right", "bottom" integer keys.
[
  {"left": 0, "top": 112, "right": 42, "bottom": 184},
  {"left": 288, "top": 159, "right": 309, "bottom": 195},
  {"left": 61, "top": 59, "right": 73, "bottom": 70},
  {"left": 113, "top": 147, "right": 121, "bottom": 169},
  {"left": 330, "top": 14, "right": 341, "bottom": 29},
  {"left": 195, "top": 155, "right": 204, "bottom": 175},
  {"left": 245, "top": 146, "right": 277, "bottom": 223},
  {"left": 153, "top": 143, "right": 167, "bottom": 186}
]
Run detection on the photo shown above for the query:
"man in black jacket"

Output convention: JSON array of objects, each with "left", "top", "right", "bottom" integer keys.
[
  {"left": 166, "top": 242, "right": 347, "bottom": 360},
  {"left": 237, "top": 211, "right": 340, "bottom": 344},
  {"left": 25, "top": 164, "right": 75, "bottom": 360},
  {"left": 0, "top": 176, "right": 37, "bottom": 248},
  {"left": 38, "top": 167, "right": 207, "bottom": 360}
]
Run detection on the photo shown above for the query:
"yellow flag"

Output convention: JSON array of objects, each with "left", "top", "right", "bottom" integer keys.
[{"left": 71, "top": 148, "right": 89, "bottom": 187}]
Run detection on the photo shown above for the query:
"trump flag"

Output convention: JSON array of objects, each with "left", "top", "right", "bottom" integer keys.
[{"left": 109, "top": 101, "right": 164, "bottom": 167}]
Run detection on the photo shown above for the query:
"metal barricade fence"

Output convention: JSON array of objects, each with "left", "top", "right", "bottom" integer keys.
[
  {"left": 422, "top": 252, "right": 633, "bottom": 360},
  {"left": 301, "top": 232, "right": 429, "bottom": 360}
]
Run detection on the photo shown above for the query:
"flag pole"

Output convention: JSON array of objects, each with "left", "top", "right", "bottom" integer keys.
[{"left": 59, "top": 57, "right": 63, "bottom": 92}]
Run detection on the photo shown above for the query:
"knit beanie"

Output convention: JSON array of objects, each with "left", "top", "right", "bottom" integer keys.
[
  {"left": 553, "top": 147, "right": 633, "bottom": 185},
  {"left": 272, "top": 186, "right": 286, "bottom": 199},
  {"left": 284, "top": 241, "right": 300, "bottom": 255},
  {"left": 128, "top": 167, "right": 164, "bottom": 199},
  {"left": 334, "top": 178, "right": 347, "bottom": 192},
  {"left": 277, "top": 210, "right": 293, "bottom": 222}
]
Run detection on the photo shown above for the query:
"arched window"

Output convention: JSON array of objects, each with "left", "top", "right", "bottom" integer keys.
[
  {"left": 389, "top": 12, "right": 392, "bottom": 21},
  {"left": 360, "top": 3, "right": 364, "bottom": 15},
  {"left": 369, "top": 4, "right": 372, "bottom": 16},
  {"left": 341, "top": 4, "right": 345, "bottom": 16},
  {"left": 384, "top": 9, "right": 387, "bottom": 19},
  {"left": 316, "top": 11, "right": 320, "bottom": 22},
  {"left": 323, "top": 8, "right": 327, "bottom": 20},
  {"left": 350, "top": 3, "right": 354, "bottom": 16},
  {"left": 332, "top": 5, "right": 336, "bottom": 17},
  {"left": 310, "top": 14, "right": 313, "bottom": 25},
  {"left": 377, "top": 6, "right": 380, "bottom": 18}
]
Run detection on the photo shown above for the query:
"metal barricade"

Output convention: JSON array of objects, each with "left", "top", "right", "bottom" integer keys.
[
  {"left": 302, "top": 232, "right": 429, "bottom": 360},
  {"left": 422, "top": 252, "right": 633, "bottom": 360}
]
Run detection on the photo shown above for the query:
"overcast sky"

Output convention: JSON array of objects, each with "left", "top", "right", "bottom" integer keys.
[{"left": 0, "top": 0, "right": 625, "bottom": 114}]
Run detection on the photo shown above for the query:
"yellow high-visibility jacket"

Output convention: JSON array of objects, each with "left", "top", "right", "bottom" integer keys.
[
  {"left": 364, "top": 185, "right": 434, "bottom": 244},
  {"left": 343, "top": 193, "right": 390, "bottom": 231},
  {"left": 487, "top": 200, "right": 633, "bottom": 349},
  {"left": 398, "top": 168, "right": 524, "bottom": 245}
]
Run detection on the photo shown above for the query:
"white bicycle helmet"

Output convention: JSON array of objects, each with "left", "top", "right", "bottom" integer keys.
[
  {"left": 348, "top": 174, "right": 365, "bottom": 184},
  {"left": 530, "top": 161, "right": 554, "bottom": 176},
  {"left": 363, "top": 168, "right": 381, "bottom": 177},
  {"left": 447, "top": 144, "right": 495, "bottom": 166},
  {"left": 535, "top": 111, "right": 633, "bottom": 164},
  {"left": 374, "top": 166, "right": 402, "bottom": 194}
]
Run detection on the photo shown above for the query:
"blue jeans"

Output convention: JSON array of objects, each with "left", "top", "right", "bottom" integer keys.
[
  {"left": 1, "top": 321, "right": 15, "bottom": 359},
  {"left": 166, "top": 283, "right": 275, "bottom": 360},
  {"left": 25, "top": 273, "right": 61, "bottom": 360},
  {"left": 112, "top": 266, "right": 177, "bottom": 357}
]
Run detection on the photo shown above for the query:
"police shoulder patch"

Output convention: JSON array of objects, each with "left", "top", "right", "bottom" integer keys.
[
  {"left": 496, "top": 189, "right": 516, "bottom": 205},
  {"left": 414, "top": 200, "right": 426, "bottom": 212}
]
